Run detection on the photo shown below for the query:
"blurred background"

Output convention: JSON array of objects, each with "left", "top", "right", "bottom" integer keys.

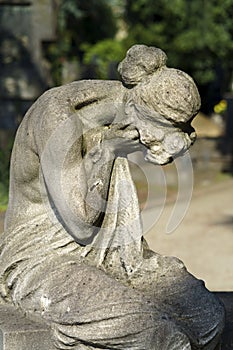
[{"left": 0, "top": 0, "right": 232, "bottom": 290}]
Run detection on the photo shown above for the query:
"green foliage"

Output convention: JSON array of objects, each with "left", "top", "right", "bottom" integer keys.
[
  {"left": 124, "top": 0, "right": 233, "bottom": 86},
  {"left": 58, "top": 1, "right": 83, "bottom": 32},
  {"left": 82, "top": 39, "right": 125, "bottom": 79},
  {"left": 57, "top": 0, "right": 117, "bottom": 47},
  {"left": 0, "top": 182, "right": 8, "bottom": 212},
  {"left": 45, "top": 0, "right": 118, "bottom": 84},
  {"left": 0, "top": 145, "right": 11, "bottom": 211},
  {"left": 45, "top": 0, "right": 233, "bottom": 107}
]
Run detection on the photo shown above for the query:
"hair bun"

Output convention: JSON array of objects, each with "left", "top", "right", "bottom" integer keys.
[{"left": 118, "top": 44, "right": 167, "bottom": 86}]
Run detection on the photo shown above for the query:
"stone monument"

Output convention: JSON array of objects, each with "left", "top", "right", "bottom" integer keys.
[{"left": 0, "top": 45, "right": 225, "bottom": 349}]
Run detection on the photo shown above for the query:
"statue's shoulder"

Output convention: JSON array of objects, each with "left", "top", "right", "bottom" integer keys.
[
  {"left": 17, "top": 79, "right": 124, "bottom": 145},
  {"left": 40, "top": 79, "right": 123, "bottom": 106},
  {"left": 24, "top": 79, "right": 123, "bottom": 123}
]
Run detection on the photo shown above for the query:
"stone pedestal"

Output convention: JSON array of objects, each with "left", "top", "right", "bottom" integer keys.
[{"left": 0, "top": 304, "right": 55, "bottom": 350}]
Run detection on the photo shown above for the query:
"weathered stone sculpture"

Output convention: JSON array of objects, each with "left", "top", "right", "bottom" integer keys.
[{"left": 0, "top": 45, "right": 224, "bottom": 349}]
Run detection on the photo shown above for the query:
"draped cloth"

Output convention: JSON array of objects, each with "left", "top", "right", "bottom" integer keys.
[{"left": 0, "top": 157, "right": 224, "bottom": 349}]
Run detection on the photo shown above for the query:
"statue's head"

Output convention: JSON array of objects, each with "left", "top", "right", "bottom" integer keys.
[{"left": 118, "top": 45, "right": 201, "bottom": 164}]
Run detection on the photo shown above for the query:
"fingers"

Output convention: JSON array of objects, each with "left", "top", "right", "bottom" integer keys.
[{"left": 104, "top": 124, "right": 139, "bottom": 141}]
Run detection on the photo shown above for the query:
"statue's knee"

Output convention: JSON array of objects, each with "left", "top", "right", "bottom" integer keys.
[{"left": 148, "top": 321, "right": 191, "bottom": 350}]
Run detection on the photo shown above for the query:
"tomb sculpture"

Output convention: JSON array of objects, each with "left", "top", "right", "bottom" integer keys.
[{"left": 0, "top": 45, "right": 224, "bottom": 350}]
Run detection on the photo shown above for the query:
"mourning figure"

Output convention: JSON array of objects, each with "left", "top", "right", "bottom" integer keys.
[{"left": 0, "top": 45, "right": 224, "bottom": 350}]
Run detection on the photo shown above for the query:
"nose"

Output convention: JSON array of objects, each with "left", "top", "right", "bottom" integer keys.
[{"left": 184, "top": 124, "right": 196, "bottom": 144}]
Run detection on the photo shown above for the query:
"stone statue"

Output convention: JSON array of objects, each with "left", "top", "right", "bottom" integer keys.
[{"left": 0, "top": 45, "right": 224, "bottom": 349}]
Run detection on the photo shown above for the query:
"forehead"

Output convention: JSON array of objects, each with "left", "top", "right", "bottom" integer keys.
[
  {"left": 132, "top": 103, "right": 176, "bottom": 129},
  {"left": 132, "top": 102, "right": 194, "bottom": 136}
]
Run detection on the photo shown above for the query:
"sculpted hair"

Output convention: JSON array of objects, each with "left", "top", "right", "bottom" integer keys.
[
  {"left": 119, "top": 45, "right": 201, "bottom": 123},
  {"left": 118, "top": 44, "right": 167, "bottom": 86}
]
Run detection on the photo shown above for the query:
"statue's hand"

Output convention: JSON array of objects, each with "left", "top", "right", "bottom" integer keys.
[{"left": 103, "top": 123, "right": 141, "bottom": 156}]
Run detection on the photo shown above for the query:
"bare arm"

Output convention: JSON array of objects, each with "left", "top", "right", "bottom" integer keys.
[
  {"left": 39, "top": 114, "right": 115, "bottom": 244},
  {"left": 40, "top": 111, "right": 141, "bottom": 245}
]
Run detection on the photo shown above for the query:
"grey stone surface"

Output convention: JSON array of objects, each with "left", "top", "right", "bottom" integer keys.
[
  {"left": 0, "top": 295, "right": 232, "bottom": 350},
  {"left": 0, "top": 45, "right": 225, "bottom": 349},
  {"left": 0, "top": 304, "right": 55, "bottom": 350}
]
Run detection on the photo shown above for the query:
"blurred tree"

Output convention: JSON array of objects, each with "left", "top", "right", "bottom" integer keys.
[
  {"left": 124, "top": 0, "right": 233, "bottom": 113},
  {"left": 58, "top": 0, "right": 117, "bottom": 46},
  {"left": 82, "top": 39, "right": 125, "bottom": 79},
  {"left": 81, "top": 0, "right": 127, "bottom": 79},
  {"left": 125, "top": 0, "right": 233, "bottom": 82},
  {"left": 46, "top": 0, "right": 233, "bottom": 113},
  {"left": 46, "top": 0, "right": 118, "bottom": 84}
]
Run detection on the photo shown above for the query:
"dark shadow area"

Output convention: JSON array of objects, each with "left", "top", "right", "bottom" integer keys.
[
  {"left": 213, "top": 215, "right": 233, "bottom": 228},
  {"left": 0, "top": 30, "right": 48, "bottom": 131},
  {"left": 213, "top": 95, "right": 233, "bottom": 175},
  {"left": 0, "top": 3, "right": 50, "bottom": 208},
  {"left": 214, "top": 292, "right": 233, "bottom": 350}
]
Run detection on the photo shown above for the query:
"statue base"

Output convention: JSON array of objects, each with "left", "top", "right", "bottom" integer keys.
[{"left": 0, "top": 304, "right": 54, "bottom": 350}]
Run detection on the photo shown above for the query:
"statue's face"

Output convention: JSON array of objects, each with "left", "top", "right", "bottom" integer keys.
[{"left": 124, "top": 103, "right": 196, "bottom": 165}]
